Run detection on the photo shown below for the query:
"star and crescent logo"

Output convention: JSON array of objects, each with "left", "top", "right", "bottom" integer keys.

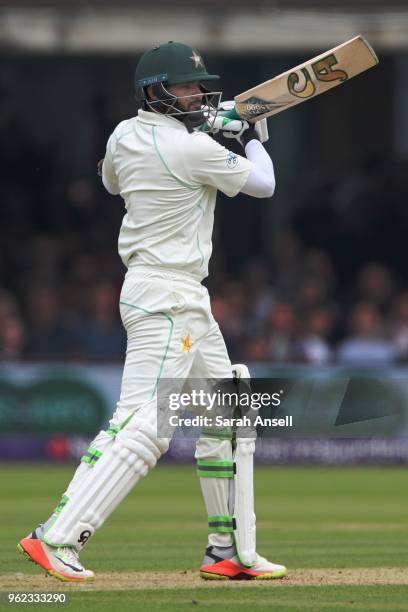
[
  {"left": 190, "top": 51, "right": 204, "bottom": 69},
  {"left": 181, "top": 334, "right": 193, "bottom": 352}
]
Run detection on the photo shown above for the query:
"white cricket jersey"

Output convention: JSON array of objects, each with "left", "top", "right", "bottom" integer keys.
[{"left": 102, "top": 109, "right": 252, "bottom": 281}]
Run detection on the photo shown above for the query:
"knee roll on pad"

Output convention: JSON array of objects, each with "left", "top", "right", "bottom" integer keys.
[
  {"left": 195, "top": 437, "right": 232, "bottom": 460},
  {"left": 118, "top": 419, "right": 169, "bottom": 469},
  {"left": 43, "top": 418, "right": 169, "bottom": 548}
]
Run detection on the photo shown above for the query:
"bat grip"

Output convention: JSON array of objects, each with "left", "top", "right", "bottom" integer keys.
[{"left": 219, "top": 106, "right": 242, "bottom": 121}]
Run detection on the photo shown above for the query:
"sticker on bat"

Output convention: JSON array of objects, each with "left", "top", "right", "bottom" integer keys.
[
  {"left": 287, "top": 68, "right": 316, "bottom": 99},
  {"left": 236, "top": 96, "right": 289, "bottom": 117},
  {"left": 287, "top": 53, "right": 349, "bottom": 99},
  {"left": 312, "top": 54, "right": 348, "bottom": 83}
]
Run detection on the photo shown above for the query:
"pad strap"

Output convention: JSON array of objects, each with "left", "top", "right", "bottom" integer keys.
[
  {"left": 208, "top": 514, "right": 234, "bottom": 533},
  {"left": 81, "top": 447, "right": 103, "bottom": 467},
  {"left": 197, "top": 459, "right": 234, "bottom": 478}
]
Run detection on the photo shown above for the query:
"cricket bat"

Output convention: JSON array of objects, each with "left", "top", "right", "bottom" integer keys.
[{"left": 224, "top": 35, "right": 378, "bottom": 122}]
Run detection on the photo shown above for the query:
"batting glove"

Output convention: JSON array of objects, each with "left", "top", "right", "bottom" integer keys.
[{"left": 207, "top": 100, "right": 269, "bottom": 144}]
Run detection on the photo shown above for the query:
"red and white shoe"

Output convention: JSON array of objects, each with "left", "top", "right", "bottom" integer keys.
[
  {"left": 200, "top": 545, "right": 287, "bottom": 580},
  {"left": 17, "top": 530, "right": 94, "bottom": 583}
]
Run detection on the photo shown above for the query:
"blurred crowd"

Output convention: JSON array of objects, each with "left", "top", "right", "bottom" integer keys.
[
  {"left": 207, "top": 244, "right": 408, "bottom": 365},
  {"left": 1, "top": 232, "right": 407, "bottom": 365}
]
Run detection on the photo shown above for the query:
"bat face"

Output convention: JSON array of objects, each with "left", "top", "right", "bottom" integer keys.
[{"left": 232, "top": 36, "right": 378, "bottom": 122}]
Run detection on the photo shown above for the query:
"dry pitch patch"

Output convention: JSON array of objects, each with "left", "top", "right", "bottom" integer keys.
[{"left": 1, "top": 568, "right": 407, "bottom": 591}]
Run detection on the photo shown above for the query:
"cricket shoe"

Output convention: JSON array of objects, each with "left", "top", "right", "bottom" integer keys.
[
  {"left": 200, "top": 545, "right": 287, "bottom": 580},
  {"left": 17, "top": 529, "right": 94, "bottom": 582}
]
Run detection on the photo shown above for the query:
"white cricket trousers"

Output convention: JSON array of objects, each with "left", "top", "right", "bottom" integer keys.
[
  {"left": 116, "top": 264, "right": 234, "bottom": 422},
  {"left": 64, "top": 264, "right": 234, "bottom": 496}
]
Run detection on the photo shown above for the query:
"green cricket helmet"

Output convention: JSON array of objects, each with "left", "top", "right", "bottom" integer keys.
[
  {"left": 134, "top": 41, "right": 221, "bottom": 131},
  {"left": 134, "top": 41, "right": 220, "bottom": 92}
]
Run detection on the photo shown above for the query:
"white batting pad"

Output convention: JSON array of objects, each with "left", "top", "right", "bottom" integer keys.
[
  {"left": 233, "top": 437, "right": 257, "bottom": 567},
  {"left": 43, "top": 417, "right": 169, "bottom": 548}
]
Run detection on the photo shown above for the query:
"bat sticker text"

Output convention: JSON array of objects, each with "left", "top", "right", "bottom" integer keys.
[{"left": 287, "top": 53, "right": 348, "bottom": 98}]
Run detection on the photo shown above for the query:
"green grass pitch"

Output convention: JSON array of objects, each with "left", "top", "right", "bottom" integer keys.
[{"left": 1, "top": 463, "right": 407, "bottom": 611}]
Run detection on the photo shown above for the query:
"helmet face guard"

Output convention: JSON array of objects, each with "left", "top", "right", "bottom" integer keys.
[
  {"left": 134, "top": 42, "right": 222, "bottom": 131},
  {"left": 144, "top": 82, "right": 222, "bottom": 130}
]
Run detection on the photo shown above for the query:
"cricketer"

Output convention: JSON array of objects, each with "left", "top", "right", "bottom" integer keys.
[{"left": 18, "top": 41, "right": 287, "bottom": 582}]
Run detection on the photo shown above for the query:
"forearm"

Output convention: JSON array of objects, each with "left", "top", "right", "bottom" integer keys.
[{"left": 241, "top": 140, "right": 275, "bottom": 198}]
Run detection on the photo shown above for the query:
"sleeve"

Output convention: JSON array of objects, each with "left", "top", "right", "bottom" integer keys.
[
  {"left": 102, "top": 133, "right": 120, "bottom": 195},
  {"left": 183, "top": 133, "right": 253, "bottom": 198},
  {"left": 240, "top": 140, "right": 275, "bottom": 198}
]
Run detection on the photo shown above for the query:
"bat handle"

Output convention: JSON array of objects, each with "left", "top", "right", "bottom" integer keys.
[{"left": 218, "top": 106, "right": 242, "bottom": 120}]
